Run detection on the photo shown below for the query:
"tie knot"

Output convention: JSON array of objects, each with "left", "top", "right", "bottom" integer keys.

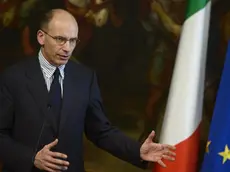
[{"left": 53, "top": 68, "right": 60, "bottom": 78}]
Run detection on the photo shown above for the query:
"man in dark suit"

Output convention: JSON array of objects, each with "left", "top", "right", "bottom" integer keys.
[{"left": 0, "top": 9, "right": 175, "bottom": 172}]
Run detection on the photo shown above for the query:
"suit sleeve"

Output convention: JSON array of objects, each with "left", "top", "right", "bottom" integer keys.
[
  {"left": 0, "top": 73, "right": 34, "bottom": 171},
  {"left": 84, "top": 71, "right": 147, "bottom": 169}
]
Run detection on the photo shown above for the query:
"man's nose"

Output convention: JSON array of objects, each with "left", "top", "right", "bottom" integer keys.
[{"left": 62, "top": 41, "right": 71, "bottom": 52}]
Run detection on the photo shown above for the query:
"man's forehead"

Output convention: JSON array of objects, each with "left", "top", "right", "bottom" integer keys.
[
  {"left": 50, "top": 28, "right": 78, "bottom": 38},
  {"left": 48, "top": 19, "right": 78, "bottom": 35},
  {"left": 50, "top": 15, "right": 77, "bottom": 27}
]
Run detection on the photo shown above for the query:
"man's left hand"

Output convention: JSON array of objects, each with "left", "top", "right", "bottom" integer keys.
[{"left": 140, "top": 131, "right": 176, "bottom": 167}]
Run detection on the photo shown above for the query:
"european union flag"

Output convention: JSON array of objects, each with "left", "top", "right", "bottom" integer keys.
[{"left": 200, "top": 41, "right": 230, "bottom": 171}]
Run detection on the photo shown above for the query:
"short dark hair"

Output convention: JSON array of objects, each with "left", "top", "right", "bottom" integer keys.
[{"left": 39, "top": 9, "right": 56, "bottom": 30}]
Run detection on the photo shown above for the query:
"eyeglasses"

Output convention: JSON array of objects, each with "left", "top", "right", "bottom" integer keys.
[{"left": 41, "top": 29, "right": 80, "bottom": 46}]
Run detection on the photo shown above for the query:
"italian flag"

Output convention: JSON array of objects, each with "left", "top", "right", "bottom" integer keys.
[{"left": 154, "top": 0, "right": 211, "bottom": 172}]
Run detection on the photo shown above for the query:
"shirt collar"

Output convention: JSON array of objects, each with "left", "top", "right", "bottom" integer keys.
[{"left": 38, "top": 50, "right": 65, "bottom": 78}]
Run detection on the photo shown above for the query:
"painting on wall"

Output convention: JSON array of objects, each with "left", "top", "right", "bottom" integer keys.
[{"left": 0, "top": 0, "right": 229, "bottom": 171}]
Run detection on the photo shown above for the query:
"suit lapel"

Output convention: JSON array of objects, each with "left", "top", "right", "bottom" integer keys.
[
  {"left": 26, "top": 58, "right": 49, "bottom": 119},
  {"left": 25, "top": 59, "right": 82, "bottom": 133},
  {"left": 59, "top": 62, "right": 74, "bottom": 132},
  {"left": 59, "top": 61, "right": 82, "bottom": 133}
]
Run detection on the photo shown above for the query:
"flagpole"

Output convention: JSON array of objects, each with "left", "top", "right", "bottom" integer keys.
[{"left": 154, "top": 0, "right": 211, "bottom": 172}]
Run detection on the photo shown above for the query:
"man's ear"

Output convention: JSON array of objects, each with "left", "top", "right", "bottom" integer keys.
[{"left": 37, "top": 30, "right": 45, "bottom": 46}]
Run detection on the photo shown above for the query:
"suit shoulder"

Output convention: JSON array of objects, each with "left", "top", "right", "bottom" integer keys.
[
  {"left": 67, "top": 59, "right": 94, "bottom": 74},
  {"left": 0, "top": 58, "right": 34, "bottom": 81}
]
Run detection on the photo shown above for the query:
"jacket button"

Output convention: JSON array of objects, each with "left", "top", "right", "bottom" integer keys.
[{"left": 47, "top": 104, "right": 51, "bottom": 109}]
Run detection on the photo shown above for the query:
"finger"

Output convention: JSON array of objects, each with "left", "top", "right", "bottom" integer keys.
[
  {"left": 45, "top": 161, "right": 68, "bottom": 171},
  {"left": 164, "top": 144, "right": 176, "bottom": 150},
  {"left": 46, "top": 139, "right": 58, "bottom": 149},
  {"left": 157, "top": 159, "right": 166, "bottom": 168},
  {"left": 146, "top": 130, "right": 156, "bottom": 142},
  {"left": 163, "top": 150, "right": 176, "bottom": 157},
  {"left": 162, "top": 154, "right": 175, "bottom": 161},
  {"left": 46, "top": 156, "right": 70, "bottom": 166},
  {"left": 49, "top": 151, "right": 68, "bottom": 159},
  {"left": 147, "top": 152, "right": 164, "bottom": 162},
  {"left": 43, "top": 166, "right": 61, "bottom": 172}
]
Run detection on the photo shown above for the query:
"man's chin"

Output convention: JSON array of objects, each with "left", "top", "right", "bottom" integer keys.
[{"left": 55, "top": 59, "right": 68, "bottom": 66}]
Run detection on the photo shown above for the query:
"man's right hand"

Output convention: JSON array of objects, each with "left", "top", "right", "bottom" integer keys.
[{"left": 34, "top": 139, "right": 70, "bottom": 172}]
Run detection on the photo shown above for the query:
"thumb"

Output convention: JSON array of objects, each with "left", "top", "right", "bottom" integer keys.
[
  {"left": 146, "top": 130, "right": 155, "bottom": 143},
  {"left": 46, "top": 139, "right": 58, "bottom": 149}
]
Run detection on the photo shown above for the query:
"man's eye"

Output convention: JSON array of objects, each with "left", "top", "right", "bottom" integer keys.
[
  {"left": 70, "top": 38, "right": 77, "bottom": 43},
  {"left": 56, "top": 37, "right": 66, "bottom": 42}
]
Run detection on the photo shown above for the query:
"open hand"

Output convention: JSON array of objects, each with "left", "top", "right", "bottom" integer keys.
[
  {"left": 34, "top": 139, "right": 69, "bottom": 172},
  {"left": 140, "top": 131, "right": 176, "bottom": 167}
]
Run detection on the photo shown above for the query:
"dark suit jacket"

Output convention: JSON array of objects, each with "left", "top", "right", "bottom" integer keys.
[{"left": 0, "top": 58, "right": 146, "bottom": 172}]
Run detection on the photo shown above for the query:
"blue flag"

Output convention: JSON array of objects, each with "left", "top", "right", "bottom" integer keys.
[{"left": 200, "top": 41, "right": 230, "bottom": 171}]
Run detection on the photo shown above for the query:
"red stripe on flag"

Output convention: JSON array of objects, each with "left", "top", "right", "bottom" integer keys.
[{"left": 153, "top": 124, "right": 201, "bottom": 172}]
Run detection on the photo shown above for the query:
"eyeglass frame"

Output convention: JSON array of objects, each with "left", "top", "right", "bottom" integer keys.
[{"left": 40, "top": 29, "right": 80, "bottom": 46}]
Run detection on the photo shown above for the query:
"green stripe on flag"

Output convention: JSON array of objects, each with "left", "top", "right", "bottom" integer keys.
[{"left": 186, "top": 0, "right": 209, "bottom": 19}]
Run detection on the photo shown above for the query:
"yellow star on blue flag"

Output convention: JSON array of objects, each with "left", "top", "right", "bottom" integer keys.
[
  {"left": 200, "top": 41, "right": 230, "bottom": 171},
  {"left": 218, "top": 145, "right": 230, "bottom": 164}
]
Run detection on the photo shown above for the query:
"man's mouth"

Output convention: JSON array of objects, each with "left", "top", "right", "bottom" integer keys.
[{"left": 58, "top": 55, "right": 69, "bottom": 59}]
